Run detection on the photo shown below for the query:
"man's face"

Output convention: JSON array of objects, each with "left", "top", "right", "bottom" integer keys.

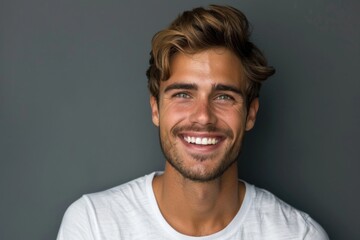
[{"left": 150, "top": 48, "right": 259, "bottom": 182}]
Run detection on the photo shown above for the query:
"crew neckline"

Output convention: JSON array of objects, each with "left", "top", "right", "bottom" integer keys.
[{"left": 145, "top": 172, "right": 254, "bottom": 239}]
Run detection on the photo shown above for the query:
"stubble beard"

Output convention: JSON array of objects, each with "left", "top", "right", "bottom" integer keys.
[{"left": 159, "top": 125, "right": 243, "bottom": 182}]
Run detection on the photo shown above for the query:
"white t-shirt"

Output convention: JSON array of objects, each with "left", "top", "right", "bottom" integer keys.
[{"left": 57, "top": 172, "right": 329, "bottom": 240}]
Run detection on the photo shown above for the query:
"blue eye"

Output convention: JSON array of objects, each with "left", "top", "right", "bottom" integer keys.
[
  {"left": 216, "top": 94, "right": 234, "bottom": 101},
  {"left": 174, "top": 92, "right": 191, "bottom": 98}
]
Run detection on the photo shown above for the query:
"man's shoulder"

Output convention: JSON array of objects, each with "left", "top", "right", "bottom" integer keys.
[
  {"left": 247, "top": 183, "right": 310, "bottom": 221},
  {"left": 243, "top": 182, "right": 329, "bottom": 239},
  {"left": 66, "top": 172, "right": 156, "bottom": 214},
  {"left": 57, "top": 172, "right": 159, "bottom": 240},
  {"left": 249, "top": 183, "right": 303, "bottom": 213},
  {"left": 85, "top": 172, "right": 155, "bottom": 206}
]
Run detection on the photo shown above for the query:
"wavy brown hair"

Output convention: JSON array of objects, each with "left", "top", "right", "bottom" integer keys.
[{"left": 146, "top": 5, "right": 275, "bottom": 106}]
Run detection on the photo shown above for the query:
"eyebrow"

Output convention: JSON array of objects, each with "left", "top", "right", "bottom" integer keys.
[
  {"left": 164, "top": 83, "right": 198, "bottom": 93},
  {"left": 213, "top": 84, "right": 243, "bottom": 96},
  {"left": 163, "top": 82, "right": 243, "bottom": 96}
]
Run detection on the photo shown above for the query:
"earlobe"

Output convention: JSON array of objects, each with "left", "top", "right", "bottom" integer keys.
[
  {"left": 245, "top": 98, "right": 259, "bottom": 131},
  {"left": 150, "top": 96, "right": 160, "bottom": 127}
]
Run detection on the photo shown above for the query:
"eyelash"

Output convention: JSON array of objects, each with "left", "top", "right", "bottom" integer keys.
[
  {"left": 215, "top": 94, "right": 234, "bottom": 101},
  {"left": 173, "top": 92, "right": 191, "bottom": 98},
  {"left": 172, "top": 92, "right": 235, "bottom": 102}
]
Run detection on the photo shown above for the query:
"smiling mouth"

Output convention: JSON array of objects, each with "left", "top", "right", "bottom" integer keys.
[{"left": 183, "top": 136, "right": 219, "bottom": 145}]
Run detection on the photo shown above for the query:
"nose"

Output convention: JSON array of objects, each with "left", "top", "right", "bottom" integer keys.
[{"left": 189, "top": 99, "right": 217, "bottom": 125}]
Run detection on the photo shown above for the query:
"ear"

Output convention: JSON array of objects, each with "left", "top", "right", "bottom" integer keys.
[
  {"left": 150, "top": 96, "right": 159, "bottom": 127},
  {"left": 245, "top": 98, "right": 259, "bottom": 131}
]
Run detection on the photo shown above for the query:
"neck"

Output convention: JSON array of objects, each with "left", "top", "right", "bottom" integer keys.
[{"left": 152, "top": 162, "right": 245, "bottom": 236}]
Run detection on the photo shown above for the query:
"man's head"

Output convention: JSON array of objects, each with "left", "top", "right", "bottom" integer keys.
[
  {"left": 146, "top": 5, "right": 275, "bottom": 107},
  {"left": 146, "top": 5, "right": 274, "bottom": 182}
]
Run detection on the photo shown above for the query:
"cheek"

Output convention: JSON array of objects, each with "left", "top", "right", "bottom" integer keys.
[
  {"left": 218, "top": 108, "right": 247, "bottom": 131},
  {"left": 222, "top": 116, "right": 244, "bottom": 130},
  {"left": 159, "top": 103, "right": 188, "bottom": 126}
]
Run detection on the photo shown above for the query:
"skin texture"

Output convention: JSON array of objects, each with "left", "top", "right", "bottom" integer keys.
[{"left": 150, "top": 48, "right": 259, "bottom": 236}]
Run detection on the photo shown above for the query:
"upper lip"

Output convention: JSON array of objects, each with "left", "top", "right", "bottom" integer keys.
[{"left": 178, "top": 132, "right": 225, "bottom": 141}]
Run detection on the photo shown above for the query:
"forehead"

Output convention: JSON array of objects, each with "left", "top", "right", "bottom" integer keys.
[{"left": 161, "top": 48, "right": 246, "bottom": 90}]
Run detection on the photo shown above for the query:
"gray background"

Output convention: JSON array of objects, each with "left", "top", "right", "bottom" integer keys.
[{"left": 0, "top": 0, "right": 359, "bottom": 239}]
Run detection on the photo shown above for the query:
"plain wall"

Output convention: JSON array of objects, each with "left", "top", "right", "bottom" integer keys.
[{"left": 0, "top": 0, "right": 359, "bottom": 239}]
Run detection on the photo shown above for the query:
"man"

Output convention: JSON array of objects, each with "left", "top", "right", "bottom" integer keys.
[{"left": 57, "top": 5, "right": 328, "bottom": 239}]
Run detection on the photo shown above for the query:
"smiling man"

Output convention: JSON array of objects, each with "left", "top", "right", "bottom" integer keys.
[{"left": 57, "top": 5, "right": 328, "bottom": 240}]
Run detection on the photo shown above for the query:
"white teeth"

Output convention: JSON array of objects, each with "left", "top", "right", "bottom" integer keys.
[{"left": 184, "top": 136, "right": 218, "bottom": 145}]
